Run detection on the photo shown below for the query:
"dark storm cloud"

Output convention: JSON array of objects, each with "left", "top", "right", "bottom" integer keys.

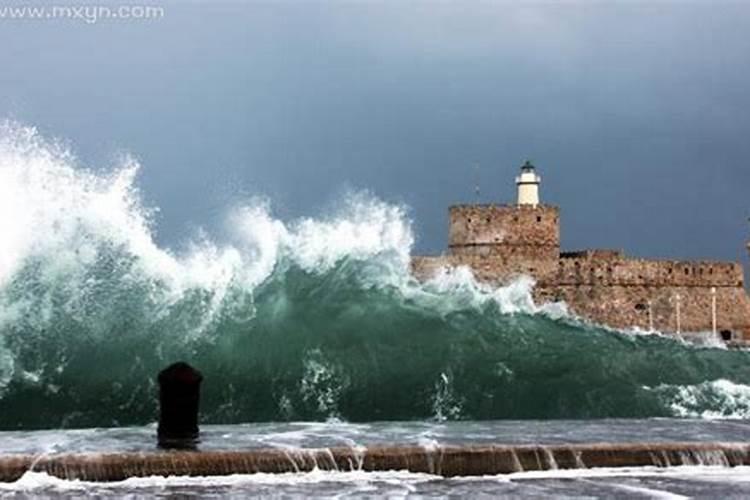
[{"left": 0, "top": 1, "right": 749, "bottom": 262}]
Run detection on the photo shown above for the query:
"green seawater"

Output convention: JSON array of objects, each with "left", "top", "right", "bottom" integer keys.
[{"left": 2, "top": 254, "right": 750, "bottom": 429}]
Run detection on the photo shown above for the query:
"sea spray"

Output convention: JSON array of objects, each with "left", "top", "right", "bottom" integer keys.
[
  {"left": 647, "top": 379, "right": 750, "bottom": 419},
  {"left": 1, "top": 121, "right": 750, "bottom": 428}
]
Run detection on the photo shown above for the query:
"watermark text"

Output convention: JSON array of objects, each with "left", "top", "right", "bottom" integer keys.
[{"left": 0, "top": 4, "right": 165, "bottom": 24}]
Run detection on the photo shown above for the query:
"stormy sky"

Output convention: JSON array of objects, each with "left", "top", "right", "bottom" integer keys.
[{"left": 1, "top": 1, "right": 749, "bottom": 262}]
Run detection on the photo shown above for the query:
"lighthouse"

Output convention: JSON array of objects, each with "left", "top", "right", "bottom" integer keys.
[{"left": 516, "top": 160, "right": 541, "bottom": 206}]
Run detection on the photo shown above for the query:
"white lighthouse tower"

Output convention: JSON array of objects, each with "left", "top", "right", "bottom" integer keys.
[{"left": 516, "top": 160, "right": 541, "bottom": 206}]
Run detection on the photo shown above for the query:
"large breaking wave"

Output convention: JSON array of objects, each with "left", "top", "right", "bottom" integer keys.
[{"left": 1, "top": 121, "right": 750, "bottom": 429}]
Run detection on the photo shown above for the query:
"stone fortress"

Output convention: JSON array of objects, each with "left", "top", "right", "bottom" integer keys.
[{"left": 412, "top": 161, "right": 750, "bottom": 344}]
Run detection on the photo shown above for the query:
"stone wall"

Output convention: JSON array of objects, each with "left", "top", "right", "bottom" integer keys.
[
  {"left": 411, "top": 254, "right": 750, "bottom": 340},
  {"left": 534, "top": 284, "right": 750, "bottom": 338},
  {"left": 553, "top": 255, "right": 743, "bottom": 288},
  {"left": 413, "top": 255, "right": 744, "bottom": 288},
  {"left": 447, "top": 204, "right": 560, "bottom": 277},
  {"left": 448, "top": 204, "right": 559, "bottom": 255},
  {"left": 541, "top": 255, "right": 749, "bottom": 337}
]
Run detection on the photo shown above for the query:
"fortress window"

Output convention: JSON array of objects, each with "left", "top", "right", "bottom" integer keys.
[
  {"left": 720, "top": 330, "right": 733, "bottom": 342},
  {"left": 486, "top": 217, "right": 491, "bottom": 223},
  {"left": 684, "top": 268, "right": 689, "bottom": 275},
  {"left": 710, "top": 268, "right": 714, "bottom": 275},
  {"left": 537, "top": 216, "right": 542, "bottom": 223}
]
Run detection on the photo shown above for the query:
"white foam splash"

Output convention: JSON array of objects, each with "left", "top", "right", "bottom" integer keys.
[
  {"left": 0, "top": 121, "right": 556, "bottom": 334},
  {"left": 0, "top": 469, "right": 442, "bottom": 493},
  {"left": 299, "top": 349, "right": 349, "bottom": 418},
  {"left": 226, "top": 191, "right": 414, "bottom": 287},
  {"left": 647, "top": 379, "right": 750, "bottom": 419},
  {"left": 431, "top": 371, "right": 463, "bottom": 421},
  {"left": 0, "top": 121, "right": 415, "bottom": 282},
  {"left": 0, "top": 121, "right": 415, "bottom": 327},
  {"left": 405, "top": 266, "right": 568, "bottom": 319},
  {"left": 7, "top": 465, "right": 750, "bottom": 495}
]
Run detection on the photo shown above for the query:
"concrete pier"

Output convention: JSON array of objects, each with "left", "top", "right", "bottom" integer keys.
[{"left": 1, "top": 442, "right": 749, "bottom": 482}]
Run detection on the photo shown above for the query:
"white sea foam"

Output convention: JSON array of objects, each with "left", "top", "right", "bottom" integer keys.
[
  {"left": 0, "top": 469, "right": 440, "bottom": 492},
  {"left": 299, "top": 349, "right": 348, "bottom": 417},
  {"left": 405, "top": 266, "right": 568, "bottom": 319},
  {"left": 647, "top": 379, "right": 750, "bottom": 419},
  {"left": 431, "top": 371, "right": 463, "bottom": 421},
  {"left": 678, "top": 331, "right": 729, "bottom": 349},
  {"left": 6, "top": 465, "right": 750, "bottom": 494}
]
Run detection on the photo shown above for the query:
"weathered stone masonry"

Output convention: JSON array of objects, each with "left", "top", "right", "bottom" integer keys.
[{"left": 412, "top": 163, "right": 750, "bottom": 342}]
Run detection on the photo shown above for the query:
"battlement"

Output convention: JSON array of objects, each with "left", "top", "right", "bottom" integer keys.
[
  {"left": 561, "top": 249, "right": 624, "bottom": 261},
  {"left": 550, "top": 257, "right": 743, "bottom": 288},
  {"left": 450, "top": 203, "right": 559, "bottom": 210}
]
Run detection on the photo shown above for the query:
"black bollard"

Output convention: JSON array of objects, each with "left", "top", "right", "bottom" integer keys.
[{"left": 157, "top": 362, "right": 203, "bottom": 449}]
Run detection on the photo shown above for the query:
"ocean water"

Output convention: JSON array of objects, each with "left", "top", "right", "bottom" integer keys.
[{"left": 2, "top": 121, "right": 750, "bottom": 496}]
